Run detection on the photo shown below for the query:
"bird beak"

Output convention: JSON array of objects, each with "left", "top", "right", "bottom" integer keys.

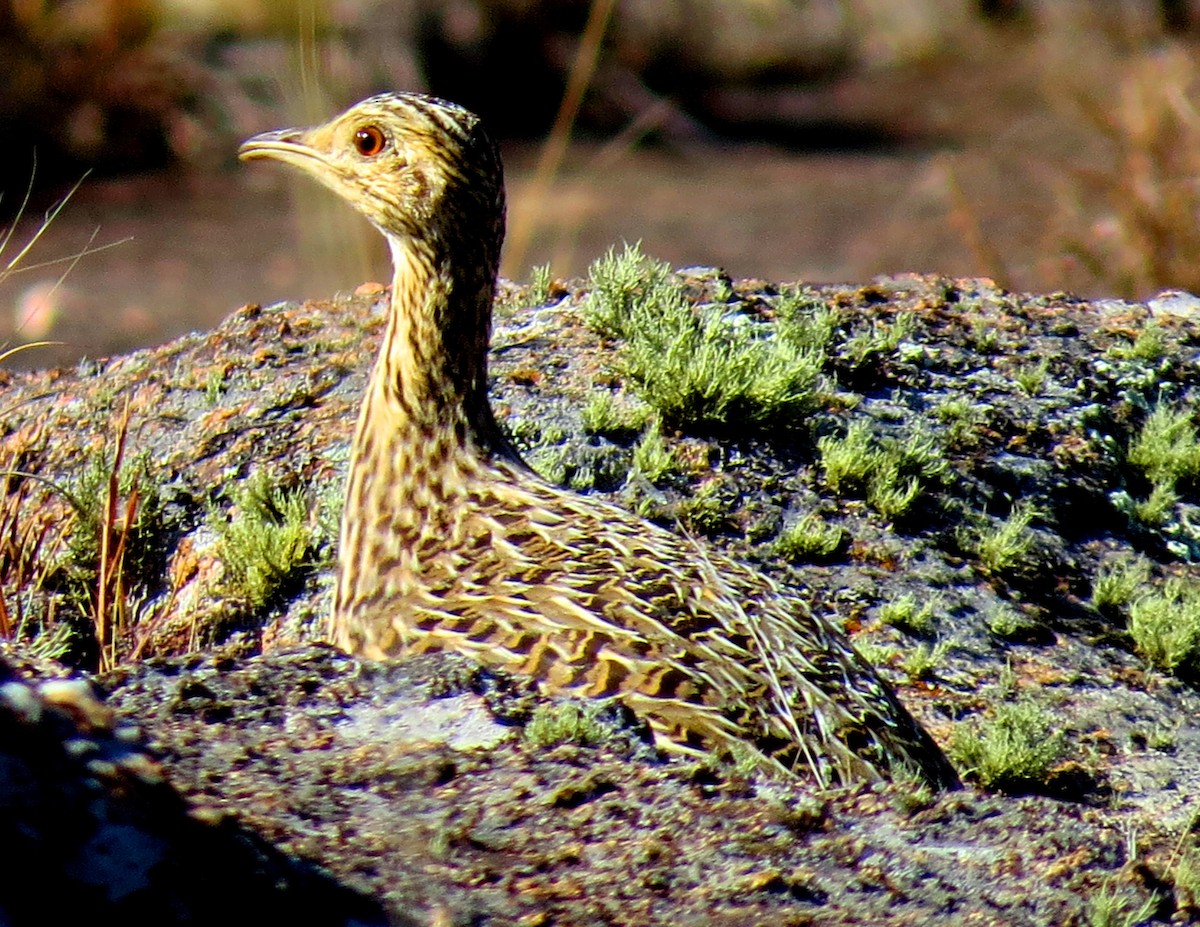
[{"left": 238, "top": 128, "right": 327, "bottom": 171}]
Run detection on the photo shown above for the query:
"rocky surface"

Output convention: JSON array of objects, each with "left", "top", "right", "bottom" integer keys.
[
  {"left": 4, "top": 270, "right": 1200, "bottom": 923},
  {"left": 0, "top": 646, "right": 393, "bottom": 926},
  {"left": 88, "top": 645, "right": 1144, "bottom": 926}
]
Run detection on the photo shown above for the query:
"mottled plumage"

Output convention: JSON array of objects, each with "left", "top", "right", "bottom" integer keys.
[{"left": 239, "top": 92, "right": 958, "bottom": 788}]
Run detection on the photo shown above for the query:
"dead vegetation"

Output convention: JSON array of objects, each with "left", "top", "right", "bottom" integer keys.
[{"left": 1048, "top": 41, "right": 1200, "bottom": 298}]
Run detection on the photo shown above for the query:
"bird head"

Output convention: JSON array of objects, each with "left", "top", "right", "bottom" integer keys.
[
  {"left": 239, "top": 93, "right": 514, "bottom": 444},
  {"left": 239, "top": 92, "right": 505, "bottom": 264}
]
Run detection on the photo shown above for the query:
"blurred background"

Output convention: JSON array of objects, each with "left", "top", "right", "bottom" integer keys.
[{"left": 2, "top": 0, "right": 1200, "bottom": 366}]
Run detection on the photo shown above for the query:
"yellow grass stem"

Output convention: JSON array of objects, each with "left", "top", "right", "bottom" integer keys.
[{"left": 505, "top": 0, "right": 617, "bottom": 274}]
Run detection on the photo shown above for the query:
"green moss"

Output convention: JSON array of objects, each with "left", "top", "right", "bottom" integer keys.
[
  {"left": 867, "top": 469, "right": 922, "bottom": 522},
  {"left": 773, "top": 513, "right": 846, "bottom": 563},
  {"left": 583, "top": 242, "right": 670, "bottom": 338},
  {"left": 949, "top": 700, "right": 1067, "bottom": 790},
  {"left": 986, "top": 603, "right": 1042, "bottom": 642},
  {"left": 901, "top": 640, "right": 949, "bottom": 683},
  {"left": 837, "top": 312, "right": 916, "bottom": 369},
  {"left": 524, "top": 701, "right": 615, "bottom": 749},
  {"left": 1130, "top": 722, "right": 1176, "bottom": 753},
  {"left": 204, "top": 368, "right": 228, "bottom": 406},
  {"left": 676, "top": 479, "right": 735, "bottom": 536},
  {"left": 210, "top": 471, "right": 315, "bottom": 611},
  {"left": 25, "top": 448, "right": 275, "bottom": 659},
  {"left": 963, "top": 503, "right": 1037, "bottom": 575},
  {"left": 527, "top": 441, "right": 630, "bottom": 495},
  {"left": 817, "top": 420, "right": 946, "bottom": 520},
  {"left": 1081, "top": 877, "right": 1158, "bottom": 927},
  {"left": 1171, "top": 849, "right": 1200, "bottom": 912},
  {"left": 1107, "top": 319, "right": 1168, "bottom": 363},
  {"left": 509, "top": 417, "right": 568, "bottom": 450},
  {"left": 583, "top": 243, "right": 826, "bottom": 433},
  {"left": 512, "top": 416, "right": 574, "bottom": 483},
  {"left": 63, "top": 448, "right": 164, "bottom": 586},
  {"left": 1090, "top": 556, "right": 1152, "bottom": 616},
  {"left": 630, "top": 420, "right": 678, "bottom": 484},
  {"left": 879, "top": 592, "right": 938, "bottom": 636},
  {"left": 1127, "top": 577, "right": 1200, "bottom": 674},
  {"left": 1130, "top": 320, "right": 1169, "bottom": 362},
  {"left": 526, "top": 446, "right": 570, "bottom": 489},
  {"left": 853, "top": 637, "right": 900, "bottom": 670},
  {"left": 885, "top": 425, "right": 944, "bottom": 483},
  {"left": 528, "top": 262, "right": 554, "bottom": 305},
  {"left": 1013, "top": 356, "right": 1050, "bottom": 396},
  {"left": 970, "top": 318, "right": 1001, "bottom": 353},
  {"left": 817, "top": 420, "right": 875, "bottom": 493},
  {"left": 774, "top": 286, "right": 838, "bottom": 355},
  {"left": 995, "top": 660, "right": 1018, "bottom": 700},
  {"left": 931, "top": 396, "right": 988, "bottom": 449},
  {"left": 1148, "top": 726, "right": 1177, "bottom": 752},
  {"left": 581, "top": 391, "right": 651, "bottom": 438},
  {"left": 1132, "top": 479, "right": 1179, "bottom": 527},
  {"left": 1127, "top": 403, "right": 1200, "bottom": 489}
]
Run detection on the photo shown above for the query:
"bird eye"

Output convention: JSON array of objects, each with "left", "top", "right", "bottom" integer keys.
[{"left": 353, "top": 125, "right": 387, "bottom": 157}]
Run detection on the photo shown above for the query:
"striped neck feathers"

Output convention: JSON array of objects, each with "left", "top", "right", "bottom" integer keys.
[{"left": 357, "top": 233, "right": 513, "bottom": 481}]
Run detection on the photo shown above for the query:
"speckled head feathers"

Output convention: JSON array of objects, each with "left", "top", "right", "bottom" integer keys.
[
  {"left": 239, "top": 92, "right": 505, "bottom": 260},
  {"left": 239, "top": 92, "right": 513, "bottom": 440}
]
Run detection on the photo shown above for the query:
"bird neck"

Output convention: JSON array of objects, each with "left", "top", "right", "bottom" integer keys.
[
  {"left": 335, "top": 230, "right": 521, "bottom": 632},
  {"left": 357, "top": 233, "right": 515, "bottom": 482}
]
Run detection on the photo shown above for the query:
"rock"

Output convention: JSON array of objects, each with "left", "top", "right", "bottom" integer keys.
[
  {"left": 0, "top": 651, "right": 394, "bottom": 927},
  {"left": 3, "top": 270, "right": 1198, "bottom": 923}
]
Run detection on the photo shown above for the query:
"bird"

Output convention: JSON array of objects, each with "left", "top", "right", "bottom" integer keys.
[{"left": 239, "top": 92, "right": 959, "bottom": 789}]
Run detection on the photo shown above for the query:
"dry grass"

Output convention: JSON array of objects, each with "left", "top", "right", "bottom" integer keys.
[
  {"left": 502, "top": 0, "right": 617, "bottom": 275},
  {"left": 90, "top": 400, "right": 139, "bottom": 671},
  {"left": 0, "top": 423, "right": 69, "bottom": 654},
  {"left": 0, "top": 402, "right": 175, "bottom": 671},
  {"left": 0, "top": 172, "right": 151, "bottom": 669},
  {"left": 0, "top": 175, "right": 80, "bottom": 658},
  {"left": 1048, "top": 42, "right": 1200, "bottom": 298},
  {"left": 2, "top": 165, "right": 130, "bottom": 347}
]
